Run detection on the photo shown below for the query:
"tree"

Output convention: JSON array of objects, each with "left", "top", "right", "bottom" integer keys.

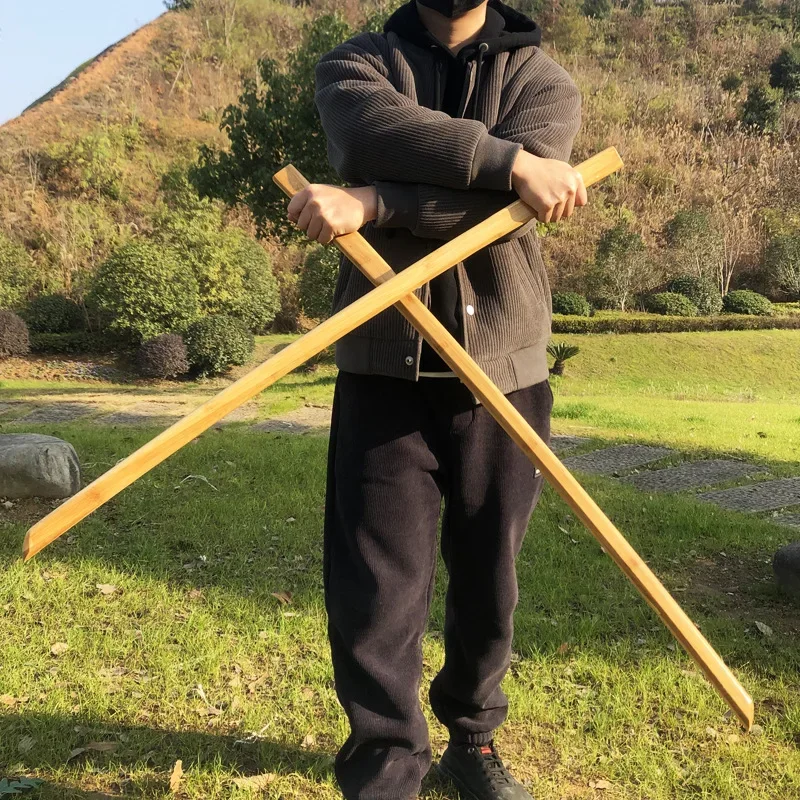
[
  {"left": 765, "top": 233, "right": 800, "bottom": 299},
  {"left": 190, "top": 15, "right": 353, "bottom": 244},
  {"left": 740, "top": 83, "right": 783, "bottom": 133},
  {"left": 663, "top": 209, "right": 720, "bottom": 281},
  {"left": 0, "top": 232, "right": 37, "bottom": 309},
  {"left": 770, "top": 45, "right": 800, "bottom": 101}
]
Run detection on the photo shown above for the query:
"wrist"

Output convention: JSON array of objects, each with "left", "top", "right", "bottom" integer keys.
[{"left": 351, "top": 186, "right": 378, "bottom": 224}]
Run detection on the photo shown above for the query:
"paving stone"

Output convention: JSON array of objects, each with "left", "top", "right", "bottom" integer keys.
[
  {"left": 252, "top": 406, "right": 332, "bottom": 434},
  {"left": 550, "top": 435, "right": 591, "bottom": 454},
  {"left": 0, "top": 403, "right": 12, "bottom": 416},
  {"left": 215, "top": 402, "right": 260, "bottom": 426},
  {"left": 699, "top": 478, "right": 800, "bottom": 513},
  {"left": 773, "top": 513, "right": 800, "bottom": 528},
  {"left": 623, "top": 459, "right": 767, "bottom": 493},
  {"left": 562, "top": 444, "right": 672, "bottom": 475},
  {"left": 20, "top": 403, "right": 94, "bottom": 423},
  {"left": 98, "top": 402, "right": 189, "bottom": 426}
]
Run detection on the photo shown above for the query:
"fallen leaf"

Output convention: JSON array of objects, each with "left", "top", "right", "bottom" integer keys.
[
  {"left": 96, "top": 584, "right": 118, "bottom": 596},
  {"left": 188, "top": 589, "right": 204, "bottom": 600},
  {"left": 18, "top": 735, "right": 35, "bottom": 754},
  {"left": 68, "top": 747, "right": 87, "bottom": 761},
  {"left": 749, "top": 723, "right": 764, "bottom": 737},
  {"left": 271, "top": 591, "right": 293, "bottom": 605},
  {"left": 86, "top": 741, "right": 118, "bottom": 752},
  {"left": 50, "top": 642, "right": 69, "bottom": 656},
  {"left": 285, "top": 517, "right": 296, "bottom": 523},
  {"left": 301, "top": 687, "right": 315, "bottom": 700},
  {"left": 301, "top": 733, "right": 316, "bottom": 749},
  {"left": 556, "top": 642, "right": 570, "bottom": 655},
  {"left": 706, "top": 726, "right": 718, "bottom": 738},
  {"left": 169, "top": 759, "right": 184, "bottom": 793},
  {"left": 589, "top": 778, "right": 611, "bottom": 790},
  {"left": 754, "top": 621, "right": 773, "bottom": 637},
  {"left": 231, "top": 773, "right": 276, "bottom": 790},
  {"left": 727, "top": 734, "right": 741, "bottom": 744},
  {"left": 0, "top": 694, "right": 28, "bottom": 707}
]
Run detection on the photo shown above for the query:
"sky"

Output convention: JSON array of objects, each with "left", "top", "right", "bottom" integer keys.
[{"left": 0, "top": 0, "right": 168, "bottom": 126}]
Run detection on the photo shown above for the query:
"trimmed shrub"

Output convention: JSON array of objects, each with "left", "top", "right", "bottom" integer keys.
[
  {"left": 551, "top": 314, "right": 800, "bottom": 334},
  {"left": 137, "top": 334, "right": 190, "bottom": 379},
  {"left": 300, "top": 246, "right": 340, "bottom": 321},
  {"left": 770, "top": 44, "right": 800, "bottom": 101},
  {"left": 644, "top": 292, "right": 699, "bottom": 316},
  {"left": 552, "top": 291, "right": 591, "bottom": 316},
  {"left": 224, "top": 236, "right": 280, "bottom": 333},
  {"left": 29, "top": 332, "right": 116, "bottom": 355},
  {"left": 740, "top": 84, "right": 783, "bottom": 133},
  {"left": 23, "top": 294, "right": 84, "bottom": 333},
  {"left": 0, "top": 310, "right": 30, "bottom": 357},
  {"left": 0, "top": 233, "right": 36, "bottom": 309},
  {"left": 666, "top": 274, "right": 723, "bottom": 315},
  {"left": 89, "top": 241, "right": 200, "bottom": 343},
  {"left": 185, "top": 315, "right": 254, "bottom": 377},
  {"left": 723, "top": 289, "right": 773, "bottom": 316}
]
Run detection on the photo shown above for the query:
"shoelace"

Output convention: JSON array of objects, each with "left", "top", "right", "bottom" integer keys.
[{"left": 472, "top": 745, "right": 513, "bottom": 787}]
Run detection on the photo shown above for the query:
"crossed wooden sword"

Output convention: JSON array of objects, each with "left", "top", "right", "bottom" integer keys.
[{"left": 21, "top": 148, "right": 754, "bottom": 730}]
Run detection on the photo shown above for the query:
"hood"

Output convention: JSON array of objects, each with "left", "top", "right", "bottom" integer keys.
[{"left": 384, "top": 0, "right": 542, "bottom": 63}]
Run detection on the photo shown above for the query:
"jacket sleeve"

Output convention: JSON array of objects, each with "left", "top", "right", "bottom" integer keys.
[
  {"left": 314, "top": 33, "right": 521, "bottom": 192},
  {"left": 372, "top": 54, "right": 582, "bottom": 240}
]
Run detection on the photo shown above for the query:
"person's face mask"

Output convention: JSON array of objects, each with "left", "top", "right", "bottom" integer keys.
[{"left": 416, "top": 0, "right": 486, "bottom": 19}]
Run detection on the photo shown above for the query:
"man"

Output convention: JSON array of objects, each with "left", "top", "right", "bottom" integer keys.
[{"left": 287, "top": 1, "right": 585, "bottom": 798}]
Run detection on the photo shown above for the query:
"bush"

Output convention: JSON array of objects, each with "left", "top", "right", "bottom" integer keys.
[
  {"left": 547, "top": 342, "right": 580, "bottom": 376},
  {"left": 0, "top": 310, "right": 30, "bottom": 357},
  {"left": 89, "top": 240, "right": 200, "bottom": 343},
  {"left": 552, "top": 291, "right": 591, "bottom": 316},
  {"left": 723, "top": 289, "right": 774, "bottom": 316},
  {"left": 0, "top": 232, "right": 36, "bottom": 309},
  {"left": 740, "top": 84, "right": 783, "bottom": 133},
  {"left": 582, "top": 0, "right": 611, "bottom": 17},
  {"left": 765, "top": 234, "right": 800, "bottom": 298},
  {"left": 589, "top": 223, "right": 656, "bottom": 311},
  {"left": 665, "top": 274, "right": 723, "bottom": 315},
  {"left": 223, "top": 235, "right": 280, "bottom": 333},
  {"left": 644, "top": 292, "right": 699, "bottom": 316},
  {"left": 300, "top": 246, "right": 340, "bottom": 321},
  {"left": 769, "top": 44, "right": 800, "bottom": 101},
  {"left": 22, "top": 294, "right": 84, "bottom": 333},
  {"left": 551, "top": 314, "right": 800, "bottom": 334},
  {"left": 721, "top": 72, "right": 743, "bottom": 93},
  {"left": 29, "top": 331, "right": 116, "bottom": 355},
  {"left": 137, "top": 333, "right": 190, "bottom": 379},
  {"left": 184, "top": 315, "right": 254, "bottom": 377}
]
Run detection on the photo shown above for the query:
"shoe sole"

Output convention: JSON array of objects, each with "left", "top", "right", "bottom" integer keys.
[{"left": 435, "top": 760, "right": 484, "bottom": 800}]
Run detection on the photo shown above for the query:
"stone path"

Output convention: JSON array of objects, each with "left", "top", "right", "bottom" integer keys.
[
  {"left": 562, "top": 444, "right": 673, "bottom": 475},
  {"left": 623, "top": 459, "right": 766, "bottom": 493},
  {"left": 699, "top": 478, "right": 800, "bottom": 513}
]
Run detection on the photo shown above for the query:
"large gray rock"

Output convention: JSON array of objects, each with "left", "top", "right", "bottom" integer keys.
[
  {"left": 773, "top": 542, "right": 800, "bottom": 600},
  {"left": 0, "top": 434, "right": 80, "bottom": 499}
]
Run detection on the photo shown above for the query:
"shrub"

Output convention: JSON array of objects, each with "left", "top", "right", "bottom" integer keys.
[
  {"left": 582, "top": 0, "right": 611, "bottom": 18},
  {"left": 22, "top": 294, "right": 84, "bottom": 333},
  {"left": 137, "top": 333, "right": 190, "bottom": 379},
  {"left": 223, "top": 235, "right": 280, "bottom": 333},
  {"left": 184, "top": 315, "right": 254, "bottom": 376},
  {"left": 547, "top": 342, "right": 580, "bottom": 376},
  {"left": 769, "top": 44, "right": 800, "bottom": 101},
  {"left": 0, "top": 310, "right": 30, "bottom": 357},
  {"left": 721, "top": 72, "right": 743, "bottom": 93},
  {"left": 589, "top": 223, "right": 656, "bottom": 311},
  {"left": 644, "top": 292, "right": 699, "bottom": 316},
  {"left": 0, "top": 232, "right": 36, "bottom": 309},
  {"left": 552, "top": 292, "right": 591, "bottom": 316},
  {"left": 551, "top": 314, "right": 800, "bottom": 334},
  {"left": 765, "top": 234, "right": 800, "bottom": 298},
  {"left": 723, "top": 289, "right": 773, "bottom": 316},
  {"left": 666, "top": 274, "right": 723, "bottom": 315},
  {"left": 89, "top": 240, "right": 200, "bottom": 343},
  {"left": 300, "top": 246, "right": 340, "bottom": 321},
  {"left": 29, "top": 332, "right": 116, "bottom": 355},
  {"left": 740, "top": 84, "right": 782, "bottom": 133}
]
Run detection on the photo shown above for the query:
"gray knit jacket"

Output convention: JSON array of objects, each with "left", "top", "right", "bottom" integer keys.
[{"left": 314, "top": 0, "right": 581, "bottom": 394}]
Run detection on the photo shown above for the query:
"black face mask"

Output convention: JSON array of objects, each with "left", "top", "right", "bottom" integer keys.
[{"left": 416, "top": 0, "right": 486, "bottom": 18}]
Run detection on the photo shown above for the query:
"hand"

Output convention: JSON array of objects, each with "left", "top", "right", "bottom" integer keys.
[
  {"left": 511, "top": 150, "right": 587, "bottom": 223},
  {"left": 287, "top": 184, "right": 378, "bottom": 244}
]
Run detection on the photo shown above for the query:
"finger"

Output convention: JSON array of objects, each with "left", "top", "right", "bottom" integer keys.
[
  {"left": 287, "top": 189, "right": 309, "bottom": 220},
  {"left": 551, "top": 200, "right": 566, "bottom": 224},
  {"left": 296, "top": 204, "right": 314, "bottom": 232},
  {"left": 575, "top": 175, "right": 588, "bottom": 207},
  {"left": 541, "top": 204, "right": 555, "bottom": 224},
  {"left": 306, "top": 215, "right": 323, "bottom": 242},
  {"left": 563, "top": 191, "right": 576, "bottom": 220},
  {"left": 318, "top": 223, "right": 335, "bottom": 245}
]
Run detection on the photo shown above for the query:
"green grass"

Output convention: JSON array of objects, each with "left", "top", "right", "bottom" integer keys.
[{"left": 2, "top": 329, "right": 800, "bottom": 797}]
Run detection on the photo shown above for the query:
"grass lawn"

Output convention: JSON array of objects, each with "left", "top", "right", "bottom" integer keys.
[{"left": 1, "top": 330, "right": 800, "bottom": 798}]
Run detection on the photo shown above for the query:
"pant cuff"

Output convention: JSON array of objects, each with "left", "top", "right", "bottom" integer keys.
[{"left": 451, "top": 730, "right": 495, "bottom": 746}]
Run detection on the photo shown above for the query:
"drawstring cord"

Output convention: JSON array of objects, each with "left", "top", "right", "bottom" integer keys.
[{"left": 471, "top": 42, "right": 489, "bottom": 119}]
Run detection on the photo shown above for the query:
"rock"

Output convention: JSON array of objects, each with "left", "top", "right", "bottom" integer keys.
[
  {"left": 773, "top": 542, "right": 800, "bottom": 600},
  {"left": 0, "top": 434, "right": 80, "bottom": 499}
]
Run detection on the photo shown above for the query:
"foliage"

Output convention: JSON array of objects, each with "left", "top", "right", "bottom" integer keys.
[
  {"left": 582, "top": 0, "right": 611, "bottom": 18},
  {"left": 665, "top": 274, "right": 723, "bottom": 315},
  {"left": 765, "top": 234, "right": 800, "bottom": 299},
  {"left": 0, "top": 233, "right": 37, "bottom": 309},
  {"left": 740, "top": 83, "right": 783, "bottom": 133},
  {"left": 89, "top": 240, "right": 200, "bottom": 343},
  {"left": 299, "top": 246, "right": 340, "bottom": 321},
  {"left": 164, "top": 0, "right": 194, "bottom": 8},
  {"left": 723, "top": 289, "right": 774, "bottom": 316},
  {"left": 769, "top": 45, "right": 800, "bottom": 101},
  {"left": 153, "top": 166, "right": 278, "bottom": 331},
  {"left": 0, "top": 778, "right": 44, "bottom": 796},
  {"left": 29, "top": 331, "right": 117, "bottom": 355},
  {"left": 589, "top": 222, "right": 655, "bottom": 312},
  {"left": 643, "top": 291, "right": 699, "bottom": 316},
  {"left": 22, "top": 294, "right": 84, "bottom": 333},
  {"left": 552, "top": 313, "right": 800, "bottom": 333},
  {"left": 0, "top": 310, "right": 30, "bottom": 357},
  {"left": 552, "top": 291, "right": 591, "bottom": 316},
  {"left": 191, "top": 14, "right": 353, "bottom": 243},
  {"left": 137, "top": 333, "right": 190, "bottom": 379},
  {"left": 547, "top": 341, "right": 580, "bottom": 375},
  {"left": 184, "top": 314, "right": 254, "bottom": 376},
  {"left": 720, "top": 72, "right": 743, "bottom": 93}
]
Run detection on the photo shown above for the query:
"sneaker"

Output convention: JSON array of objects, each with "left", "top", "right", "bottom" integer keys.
[{"left": 437, "top": 741, "right": 533, "bottom": 800}]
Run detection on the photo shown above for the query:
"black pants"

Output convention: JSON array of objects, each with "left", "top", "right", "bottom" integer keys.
[{"left": 323, "top": 371, "right": 552, "bottom": 800}]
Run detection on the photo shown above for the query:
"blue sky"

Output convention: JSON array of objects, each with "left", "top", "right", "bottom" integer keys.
[{"left": 0, "top": 0, "right": 168, "bottom": 125}]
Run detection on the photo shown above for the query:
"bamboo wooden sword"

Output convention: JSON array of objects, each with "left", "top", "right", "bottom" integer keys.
[{"left": 21, "top": 146, "right": 752, "bottom": 729}]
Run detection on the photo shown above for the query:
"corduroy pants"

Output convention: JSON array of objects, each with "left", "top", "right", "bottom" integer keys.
[{"left": 323, "top": 370, "right": 552, "bottom": 800}]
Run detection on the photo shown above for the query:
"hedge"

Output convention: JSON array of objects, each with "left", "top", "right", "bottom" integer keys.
[
  {"left": 551, "top": 314, "right": 800, "bottom": 334},
  {"left": 29, "top": 331, "right": 119, "bottom": 354}
]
